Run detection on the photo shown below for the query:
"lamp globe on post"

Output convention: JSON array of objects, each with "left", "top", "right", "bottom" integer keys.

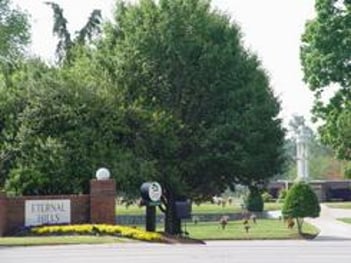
[{"left": 96, "top": 168, "right": 110, "bottom": 180}]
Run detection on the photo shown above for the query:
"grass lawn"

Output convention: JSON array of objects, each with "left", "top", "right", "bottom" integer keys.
[
  {"left": 116, "top": 205, "right": 148, "bottom": 215},
  {"left": 117, "top": 202, "right": 283, "bottom": 215},
  {"left": 0, "top": 219, "right": 318, "bottom": 246},
  {"left": 338, "top": 218, "right": 351, "bottom": 224},
  {"left": 191, "top": 203, "right": 242, "bottom": 214},
  {"left": 263, "top": 202, "right": 283, "bottom": 211},
  {"left": 324, "top": 202, "right": 351, "bottom": 209},
  {"left": 0, "top": 236, "right": 130, "bottom": 247},
  {"left": 185, "top": 219, "right": 318, "bottom": 240}
]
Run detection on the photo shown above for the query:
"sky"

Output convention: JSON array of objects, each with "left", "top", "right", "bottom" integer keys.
[{"left": 12, "top": 0, "right": 317, "bottom": 128}]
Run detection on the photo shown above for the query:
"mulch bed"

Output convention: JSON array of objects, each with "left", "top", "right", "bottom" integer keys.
[{"left": 160, "top": 232, "right": 206, "bottom": 244}]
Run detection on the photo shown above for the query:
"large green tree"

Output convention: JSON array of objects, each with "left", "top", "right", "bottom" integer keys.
[
  {"left": 0, "top": 2, "right": 105, "bottom": 192},
  {"left": 1, "top": 59, "right": 165, "bottom": 195},
  {"left": 301, "top": 0, "right": 351, "bottom": 164},
  {"left": 0, "top": 0, "right": 30, "bottom": 186},
  {"left": 94, "top": 0, "right": 284, "bottom": 234}
]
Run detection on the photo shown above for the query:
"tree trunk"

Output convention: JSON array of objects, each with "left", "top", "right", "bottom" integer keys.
[
  {"left": 164, "top": 190, "right": 181, "bottom": 235},
  {"left": 296, "top": 218, "right": 304, "bottom": 235}
]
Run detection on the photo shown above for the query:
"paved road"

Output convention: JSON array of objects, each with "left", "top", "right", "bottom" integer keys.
[
  {"left": 306, "top": 204, "right": 351, "bottom": 240},
  {"left": 2, "top": 240, "right": 351, "bottom": 263}
]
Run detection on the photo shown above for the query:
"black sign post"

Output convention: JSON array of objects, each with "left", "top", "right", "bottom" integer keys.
[{"left": 145, "top": 205, "right": 156, "bottom": 232}]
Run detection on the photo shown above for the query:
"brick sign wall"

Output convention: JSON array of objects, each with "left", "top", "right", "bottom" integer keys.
[
  {"left": 0, "top": 179, "right": 116, "bottom": 236},
  {"left": 5, "top": 195, "right": 90, "bottom": 235}
]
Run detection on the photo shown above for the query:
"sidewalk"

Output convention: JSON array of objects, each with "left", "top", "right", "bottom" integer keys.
[{"left": 306, "top": 204, "right": 351, "bottom": 241}]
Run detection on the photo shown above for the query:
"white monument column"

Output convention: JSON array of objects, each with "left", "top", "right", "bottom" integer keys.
[{"left": 296, "top": 126, "right": 309, "bottom": 181}]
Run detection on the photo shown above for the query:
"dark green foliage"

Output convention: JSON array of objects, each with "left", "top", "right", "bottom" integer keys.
[
  {"left": 283, "top": 182, "right": 320, "bottom": 218},
  {"left": 301, "top": 0, "right": 351, "bottom": 163},
  {"left": 76, "top": 9, "right": 102, "bottom": 45},
  {"left": 46, "top": 1, "right": 102, "bottom": 64},
  {"left": 100, "top": 0, "right": 284, "bottom": 197},
  {"left": 45, "top": 2, "right": 72, "bottom": 63},
  {"left": 1, "top": 62, "right": 161, "bottom": 195},
  {"left": 0, "top": 1, "right": 32, "bottom": 185},
  {"left": 246, "top": 188, "right": 264, "bottom": 212},
  {"left": 282, "top": 182, "right": 320, "bottom": 234}
]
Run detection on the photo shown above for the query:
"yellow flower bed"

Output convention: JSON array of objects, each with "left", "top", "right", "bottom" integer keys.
[{"left": 31, "top": 224, "right": 163, "bottom": 242}]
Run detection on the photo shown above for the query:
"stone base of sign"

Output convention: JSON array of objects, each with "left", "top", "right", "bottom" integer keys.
[{"left": 0, "top": 179, "right": 116, "bottom": 236}]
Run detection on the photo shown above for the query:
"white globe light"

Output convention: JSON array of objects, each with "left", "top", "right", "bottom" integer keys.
[{"left": 96, "top": 168, "right": 110, "bottom": 180}]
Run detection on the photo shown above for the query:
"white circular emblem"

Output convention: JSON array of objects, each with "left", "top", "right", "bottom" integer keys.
[{"left": 148, "top": 182, "right": 162, "bottom": 202}]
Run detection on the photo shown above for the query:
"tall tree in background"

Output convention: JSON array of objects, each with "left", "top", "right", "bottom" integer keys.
[
  {"left": 0, "top": 0, "right": 30, "bottom": 87},
  {"left": 0, "top": 0, "right": 29, "bottom": 59},
  {"left": 301, "top": 0, "right": 351, "bottom": 172},
  {"left": 45, "top": 2, "right": 102, "bottom": 64}
]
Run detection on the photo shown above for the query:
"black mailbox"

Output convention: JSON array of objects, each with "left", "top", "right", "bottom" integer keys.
[{"left": 175, "top": 200, "right": 192, "bottom": 219}]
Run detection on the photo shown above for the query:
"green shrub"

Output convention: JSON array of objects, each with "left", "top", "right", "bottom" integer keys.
[
  {"left": 282, "top": 181, "right": 320, "bottom": 234},
  {"left": 245, "top": 188, "right": 264, "bottom": 212}
]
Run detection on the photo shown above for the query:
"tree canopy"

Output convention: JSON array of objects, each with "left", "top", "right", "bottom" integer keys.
[
  {"left": 98, "top": 0, "right": 284, "bottom": 190},
  {"left": 0, "top": 0, "right": 30, "bottom": 186},
  {"left": 0, "top": 0, "right": 30, "bottom": 60},
  {"left": 0, "top": 0, "right": 30, "bottom": 88},
  {"left": 301, "top": 0, "right": 351, "bottom": 163}
]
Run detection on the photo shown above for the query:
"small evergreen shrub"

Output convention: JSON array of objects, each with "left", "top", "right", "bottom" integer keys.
[
  {"left": 245, "top": 188, "right": 264, "bottom": 212},
  {"left": 282, "top": 181, "right": 320, "bottom": 234}
]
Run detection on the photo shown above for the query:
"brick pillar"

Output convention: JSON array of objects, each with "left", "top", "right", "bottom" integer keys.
[
  {"left": 0, "top": 192, "right": 7, "bottom": 236},
  {"left": 90, "top": 179, "right": 116, "bottom": 224}
]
